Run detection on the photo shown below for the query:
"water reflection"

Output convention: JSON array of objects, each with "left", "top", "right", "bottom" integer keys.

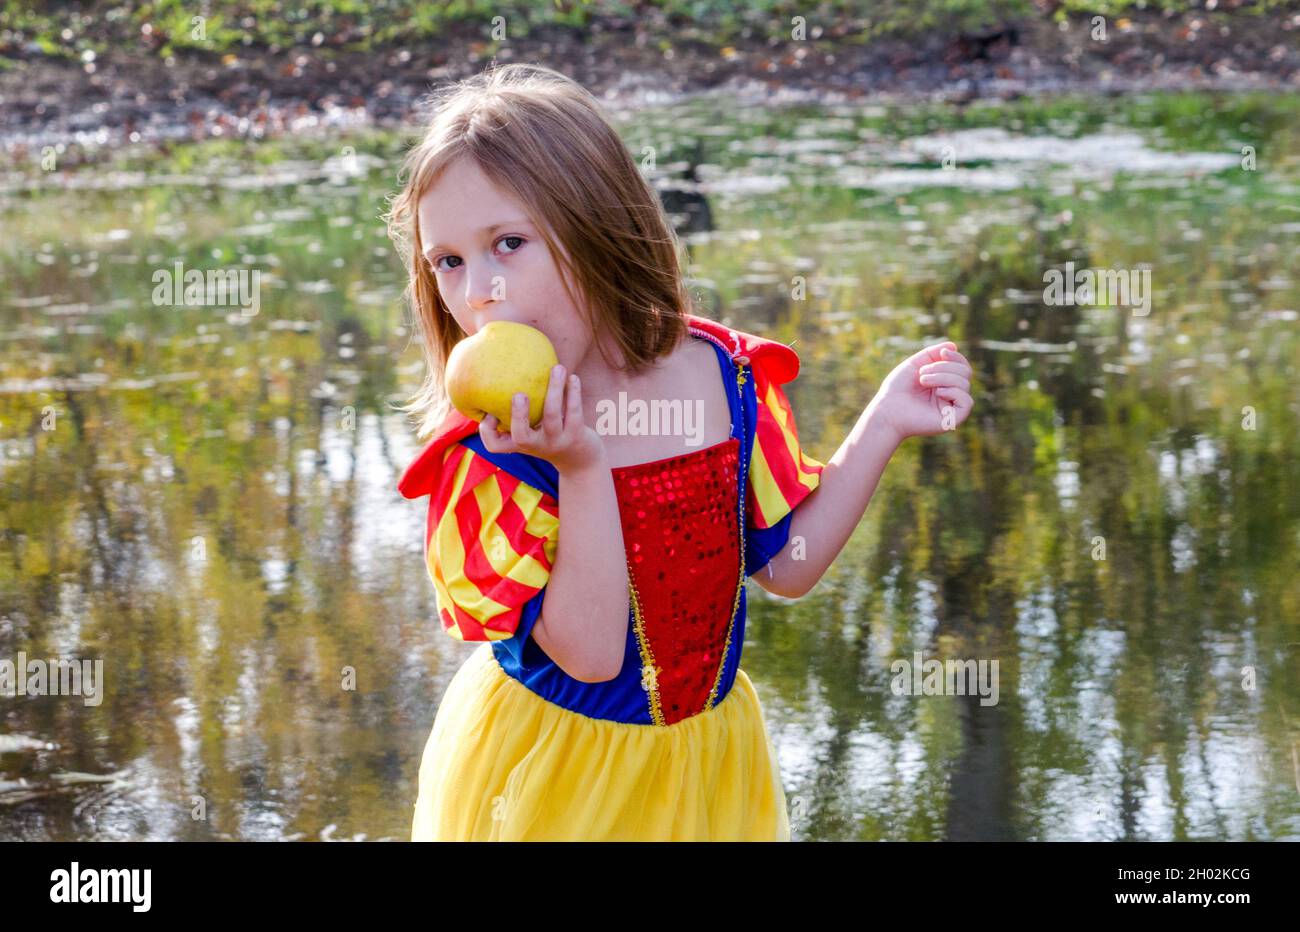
[{"left": 1, "top": 90, "right": 1297, "bottom": 840}]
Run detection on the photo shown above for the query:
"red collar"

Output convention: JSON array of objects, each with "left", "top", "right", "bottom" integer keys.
[{"left": 395, "top": 314, "right": 801, "bottom": 499}]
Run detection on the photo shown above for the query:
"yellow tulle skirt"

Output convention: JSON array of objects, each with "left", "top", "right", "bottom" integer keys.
[{"left": 411, "top": 643, "right": 791, "bottom": 841}]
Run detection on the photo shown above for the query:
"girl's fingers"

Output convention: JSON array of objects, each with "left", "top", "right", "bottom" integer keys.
[
  {"left": 510, "top": 393, "right": 533, "bottom": 445},
  {"left": 542, "top": 365, "right": 565, "bottom": 435},
  {"left": 918, "top": 361, "right": 970, "bottom": 379},
  {"left": 936, "top": 386, "right": 974, "bottom": 416},
  {"left": 481, "top": 415, "right": 513, "bottom": 452},
  {"left": 906, "top": 342, "right": 952, "bottom": 367},
  {"left": 919, "top": 371, "right": 971, "bottom": 392},
  {"left": 939, "top": 346, "right": 970, "bottom": 367},
  {"left": 565, "top": 373, "right": 582, "bottom": 431}
]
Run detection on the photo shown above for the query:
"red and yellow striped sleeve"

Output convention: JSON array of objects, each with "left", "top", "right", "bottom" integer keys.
[
  {"left": 425, "top": 443, "right": 559, "bottom": 642},
  {"left": 746, "top": 360, "right": 824, "bottom": 530}
]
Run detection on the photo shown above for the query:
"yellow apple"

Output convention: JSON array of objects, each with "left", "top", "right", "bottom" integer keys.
[{"left": 445, "top": 321, "right": 560, "bottom": 432}]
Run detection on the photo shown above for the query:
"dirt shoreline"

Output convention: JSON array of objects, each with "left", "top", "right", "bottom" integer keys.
[{"left": 2, "top": 11, "right": 1296, "bottom": 161}]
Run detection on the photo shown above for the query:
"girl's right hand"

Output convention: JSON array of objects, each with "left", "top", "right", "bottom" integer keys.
[{"left": 480, "top": 364, "right": 605, "bottom": 474}]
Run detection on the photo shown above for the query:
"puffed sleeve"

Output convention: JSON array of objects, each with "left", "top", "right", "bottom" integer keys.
[
  {"left": 424, "top": 441, "right": 559, "bottom": 656},
  {"left": 744, "top": 357, "right": 824, "bottom": 577}
]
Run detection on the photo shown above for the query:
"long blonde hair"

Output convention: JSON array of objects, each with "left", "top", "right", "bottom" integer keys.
[{"left": 384, "top": 62, "right": 693, "bottom": 439}]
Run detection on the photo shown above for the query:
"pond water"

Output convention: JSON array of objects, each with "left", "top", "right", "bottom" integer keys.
[{"left": 1, "top": 90, "right": 1297, "bottom": 841}]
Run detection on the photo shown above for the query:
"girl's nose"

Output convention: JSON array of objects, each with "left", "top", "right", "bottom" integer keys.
[
  {"left": 465, "top": 277, "right": 496, "bottom": 310},
  {"left": 465, "top": 271, "right": 504, "bottom": 312}
]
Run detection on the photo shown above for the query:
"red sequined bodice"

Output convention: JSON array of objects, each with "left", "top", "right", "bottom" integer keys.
[{"left": 611, "top": 436, "right": 743, "bottom": 726}]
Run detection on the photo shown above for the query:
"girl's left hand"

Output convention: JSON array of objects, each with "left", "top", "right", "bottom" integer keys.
[{"left": 871, "top": 341, "right": 974, "bottom": 441}]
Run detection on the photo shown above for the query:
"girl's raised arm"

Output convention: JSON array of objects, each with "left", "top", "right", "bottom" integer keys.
[{"left": 752, "top": 342, "right": 974, "bottom": 599}]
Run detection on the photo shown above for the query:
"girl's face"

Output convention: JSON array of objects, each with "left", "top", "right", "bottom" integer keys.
[{"left": 417, "top": 157, "right": 599, "bottom": 374}]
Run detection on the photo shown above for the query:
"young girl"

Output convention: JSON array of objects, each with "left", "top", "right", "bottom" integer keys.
[{"left": 387, "top": 63, "right": 974, "bottom": 841}]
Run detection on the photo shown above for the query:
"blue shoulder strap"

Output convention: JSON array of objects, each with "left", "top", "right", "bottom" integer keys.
[{"left": 736, "top": 351, "right": 797, "bottom": 579}]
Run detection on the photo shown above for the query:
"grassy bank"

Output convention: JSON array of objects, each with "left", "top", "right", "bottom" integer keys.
[{"left": 2, "top": 0, "right": 1295, "bottom": 62}]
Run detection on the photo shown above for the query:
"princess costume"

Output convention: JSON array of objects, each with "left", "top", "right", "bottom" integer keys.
[{"left": 398, "top": 314, "right": 825, "bottom": 841}]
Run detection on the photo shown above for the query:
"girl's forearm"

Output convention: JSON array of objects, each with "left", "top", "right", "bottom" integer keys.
[
  {"left": 756, "top": 400, "right": 902, "bottom": 599},
  {"left": 531, "top": 455, "right": 630, "bottom": 682}
]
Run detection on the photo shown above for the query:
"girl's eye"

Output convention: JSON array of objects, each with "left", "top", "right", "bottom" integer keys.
[{"left": 432, "top": 235, "right": 525, "bottom": 272}]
